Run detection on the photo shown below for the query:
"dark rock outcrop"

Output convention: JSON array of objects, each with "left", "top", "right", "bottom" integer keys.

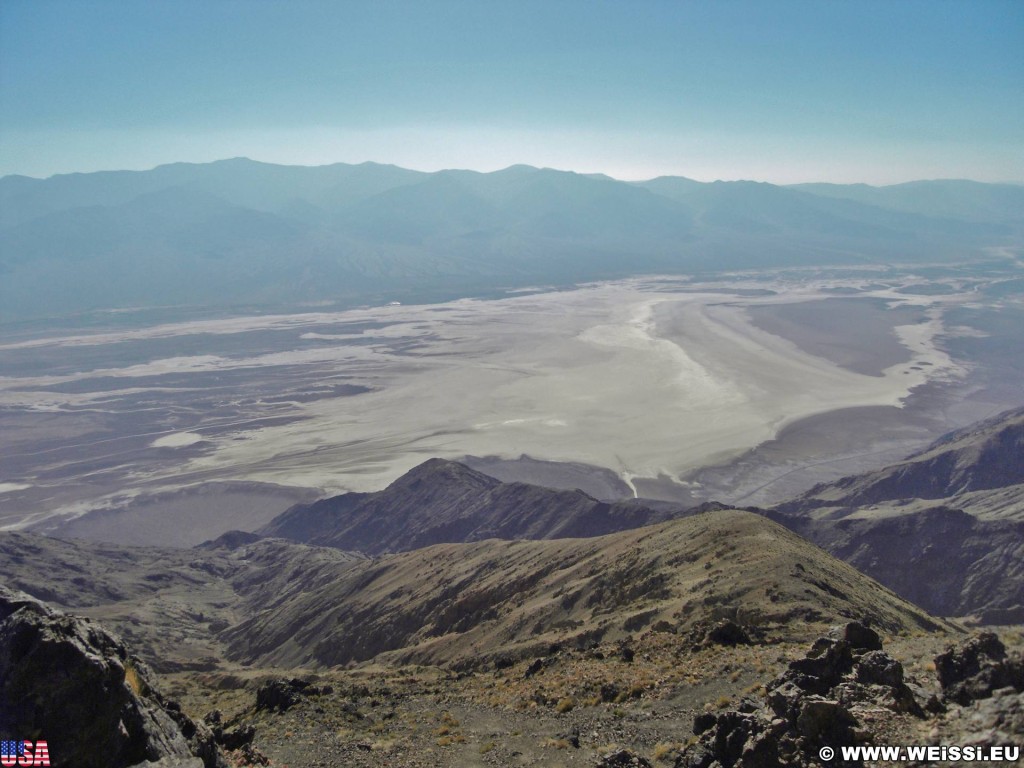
[
  {"left": 254, "top": 677, "right": 334, "bottom": 713},
  {"left": 202, "top": 711, "right": 255, "bottom": 751},
  {"left": 705, "top": 619, "right": 752, "bottom": 647},
  {"left": 934, "top": 632, "right": 1024, "bottom": 705},
  {"left": 255, "top": 678, "right": 306, "bottom": 712},
  {"left": 676, "top": 623, "right": 922, "bottom": 768},
  {"left": 0, "top": 586, "right": 224, "bottom": 768},
  {"left": 598, "top": 748, "right": 654, "bottom": 767}
]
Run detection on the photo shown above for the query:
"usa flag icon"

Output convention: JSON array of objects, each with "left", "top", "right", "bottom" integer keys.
[
  {"left": 0, "top": 742, "right": 22, "bottom": 758},
  {"left": 1, "top": 740, "right": 49, "bottom": 766}
]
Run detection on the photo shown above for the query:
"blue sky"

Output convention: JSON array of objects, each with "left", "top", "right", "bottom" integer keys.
[{"left": 1, "top": 0, "right": 1021, "bottom": 183}]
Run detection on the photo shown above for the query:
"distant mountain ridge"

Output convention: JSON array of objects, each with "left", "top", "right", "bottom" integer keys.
[
  {"left": 778, "top": 406, "right": 1024, "bottom": 515},
  {"left": 770, "top": 406, "right": 1024, "bottom": 620},
  {"left": 3, "top": 158, "right": 1021, "bottom": 319},
  {"left": 259, "top": 457, "right": 686, "bottom": 553},
  {"left": 766, "top": 506, "right": 1024, "bottom": 622}
]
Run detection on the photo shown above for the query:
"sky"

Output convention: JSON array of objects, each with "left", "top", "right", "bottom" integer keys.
[{"left": 1, "top": 0, "right": 1022, "bottom": 184}]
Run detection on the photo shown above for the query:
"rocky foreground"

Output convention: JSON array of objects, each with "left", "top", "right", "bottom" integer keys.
[{"left": 3, "top": 584, "right": 1022, "bottom": 768}]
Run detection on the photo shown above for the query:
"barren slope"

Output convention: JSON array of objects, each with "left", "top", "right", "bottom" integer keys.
[
  {"left": 226, "top": 509, "right": 948, "bottom": 669},
  {"left": 768, "top": 406, "right": 1024, "bottom": 620},
  {"left": 0, "top": 510, "right": 948, "bottom": 675},
  {"left": 779, "top": 405, "right": 1024, "bottom": 518}
]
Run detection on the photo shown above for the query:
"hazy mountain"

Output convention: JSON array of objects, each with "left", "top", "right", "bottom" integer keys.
[
  {"left": 259, "top": 458, "right": 687, "bottom": 554},
  {"left": 791, "top": 179, "right": 1024, "bottom": 226},
  {"left": 2, "top": 159, "right": 1020, "bottom": 319},
  {"left": 0, "top": 158, "right": 424, "bottom": 229},
  {"left": 632, "top": 175, "right": 706, "bottom": 201}
]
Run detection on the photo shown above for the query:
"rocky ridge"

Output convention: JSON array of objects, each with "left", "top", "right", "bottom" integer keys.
[
  {"left": 259, "top": 458, "right": 687, "bottom": 554},
  {"left": 676, "top": 622, "right": 918, "bottom": 767},
  {"left": 0, "top": 509, "right": 950, "bottom": 674},
  {"left": 229, "top": 509, "right": 949, "bottom": 669}
]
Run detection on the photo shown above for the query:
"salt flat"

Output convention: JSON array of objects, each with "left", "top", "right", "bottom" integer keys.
[
  {"left": 0, "top": 264, "right": 1020, "bottom": 543},
  {"left": 169, "top": 275, "right": 961, "bottom": 492}
]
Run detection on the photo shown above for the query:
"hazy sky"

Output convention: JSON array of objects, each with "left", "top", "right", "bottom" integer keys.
[{"left": 1, "top": 0, "right": 1021, "bottom": 183}]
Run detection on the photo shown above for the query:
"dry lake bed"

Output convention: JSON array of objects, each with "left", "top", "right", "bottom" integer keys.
[{"left": 2, "top": 261, "right": 1022, "bottom": 545}]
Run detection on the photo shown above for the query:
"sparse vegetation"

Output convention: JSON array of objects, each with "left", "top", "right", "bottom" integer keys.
[
  {"left": 123, "top": 662, "right": 144, "bottom": 696},
  {"left": 652, "top": 742, "right": 682, "bottom": 762}
]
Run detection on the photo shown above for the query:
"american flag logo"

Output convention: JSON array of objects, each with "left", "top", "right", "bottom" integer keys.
[
  {"left": 0, "top": 739, "right": 49, "bottom": 766},
  {"left": 0, "top": 741, "right": 23, "bottom": 757}
]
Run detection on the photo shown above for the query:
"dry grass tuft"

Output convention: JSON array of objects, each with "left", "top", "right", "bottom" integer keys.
[
  {"left": 124, "top": 662, "right": 144, "bottom": 696},
  {"left": 555, "top": 696, "right": 576, "bottom": 713},
  {"left": 652, "top": 742, "right": 681, "bottom": 762}
]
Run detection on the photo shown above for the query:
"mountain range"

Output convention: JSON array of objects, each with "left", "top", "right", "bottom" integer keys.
[{"left": 3, "top": 158, "right": 1022, "bottom": 319}]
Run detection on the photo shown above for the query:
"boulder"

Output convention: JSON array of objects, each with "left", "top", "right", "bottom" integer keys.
[
  {"left": 0, "top": 586, "right": 224, "bottom": 768},
  {"left": 705, "top": 620, "right": 752, "bottom": 647},
  {"left": 854, "top": 650, "right": 903, "bottom": 687},
  {"left": 934, "top": 632, "right": 1024, "bottom": 705},
  {"left": 828, "top": 621, "right": 882, "bottom": 652},
  {"left": 795, "top": 697, "right": 857, "bottom": 742},
  {"left": 254, "top": 678, "right": 305, "bottom": 712}
]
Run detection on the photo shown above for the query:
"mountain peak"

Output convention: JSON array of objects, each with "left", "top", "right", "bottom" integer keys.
[{"left": 388, "top": 458, "right": 499, "bottom": 492}]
